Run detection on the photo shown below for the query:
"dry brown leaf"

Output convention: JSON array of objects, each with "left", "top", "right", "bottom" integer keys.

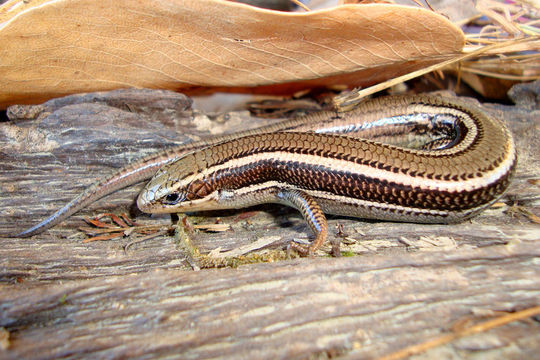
[{"left": 0, "top": 0, "right": 464, "bottom": 108}]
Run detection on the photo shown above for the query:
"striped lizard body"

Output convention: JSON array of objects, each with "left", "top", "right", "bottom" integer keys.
[{"left": 137, "top": 95, "right": 516, "bottom": 255}]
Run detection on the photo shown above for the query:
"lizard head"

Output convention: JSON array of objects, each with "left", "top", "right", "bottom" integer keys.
[{"left": 137, "top": 153, "right": 221, "bottom": 214}]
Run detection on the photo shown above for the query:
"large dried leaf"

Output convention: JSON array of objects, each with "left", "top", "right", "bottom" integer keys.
[{"left": 0, "top": 0, "right": 464, "bottom": 108}]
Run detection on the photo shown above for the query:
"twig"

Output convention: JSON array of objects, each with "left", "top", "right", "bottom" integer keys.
[{"left": 376, "top": 305, "right": 540, "bottom": 360}]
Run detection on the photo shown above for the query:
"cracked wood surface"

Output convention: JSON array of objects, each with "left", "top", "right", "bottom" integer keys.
[{"left": 0, "top": 88, "right": 539, "bottom": 359}]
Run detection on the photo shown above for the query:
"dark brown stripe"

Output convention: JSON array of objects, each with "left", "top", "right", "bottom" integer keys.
[{"left": 191, "top": 157, "right": 514, "bottom": 212}]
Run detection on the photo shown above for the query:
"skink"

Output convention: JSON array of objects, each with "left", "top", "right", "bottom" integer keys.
[
  {"left": 15, "top": 95, "right": 516, "bottom": 255},
  {"left": 138, "top": 94, "right": 516, "bottom": 255}
]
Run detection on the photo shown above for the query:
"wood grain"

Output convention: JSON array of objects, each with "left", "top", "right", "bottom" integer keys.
[
  {"left": 0, "top": 88, "right": 539, "bottom": 359},
  {"left": 1, "top": 244, "right": 539, "bottom": 359}
]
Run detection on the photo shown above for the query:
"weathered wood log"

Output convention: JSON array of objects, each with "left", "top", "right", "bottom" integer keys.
[
  {"left": 1, "top": 243, "right": 539, "bottom": 359},
  {"left": 0, "top": 87, "right": 539, "bottom": 358}
]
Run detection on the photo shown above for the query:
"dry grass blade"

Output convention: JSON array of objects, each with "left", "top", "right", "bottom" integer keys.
[
  {"left": 333, "top": 0, "right": 539, "bottom": 104},
  {"left": 377, "top": 305, "right": 540, "bottom": 360},
  {"left": 333, "top": 37, "right": 536, "bottom": 109},
  {"left": 456, "top": 0, "right": 540, "bottom": 86},
  {"left": 289, "top": 0, "right": 310, "bottom": 11},
  {"left": 507, "top": 205, "right": 540, "bottom": 224}
]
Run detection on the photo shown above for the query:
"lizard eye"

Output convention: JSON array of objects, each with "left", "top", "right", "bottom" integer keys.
[{"left": 163, "top": 192, "right": 181, "bottom": 205}]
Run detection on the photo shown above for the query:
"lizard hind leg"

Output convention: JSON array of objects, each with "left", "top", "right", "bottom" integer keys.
[{"left": 275, "top": 188, "right": 330, "bottom": 257}]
